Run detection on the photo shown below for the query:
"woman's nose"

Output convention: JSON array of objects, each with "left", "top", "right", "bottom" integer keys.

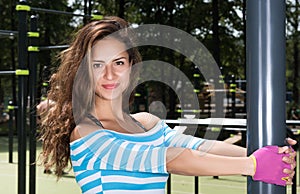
[{"left": 103, "top": 64, "right": 115, "bottom": 80}]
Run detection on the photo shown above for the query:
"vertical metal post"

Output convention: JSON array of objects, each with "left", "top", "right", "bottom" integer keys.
[
  {"left": 16, "top": 2, "right": 29, "bottom": 194},
  {"left": 11, "top": 0, "right": 18, "bottom": 133},
  {"left": 230, "top": 75, "right": 236, "bottom": 118},
  {"left": 246, "top": 1, "right": 286, "bottom": 194},
  {"left": 8, "top": 100, "right": 14, "bottom": 163},
  {"left": 194, "top": 176, "right": 198, "bottom": 194},
  {"left": 292, "top": 154, "right": 297, "bottom": 194},
  {"left": 29, "top": 15, "right": 38, "bottom": 194},
  {"left": 167, "top": 175, "right": 171, "bottom": 194}
]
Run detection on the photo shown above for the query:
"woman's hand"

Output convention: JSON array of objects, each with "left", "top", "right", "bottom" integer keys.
[
  {"left": 285, "top": 137, "right": 297, "bottom": 147},
  {"left": 251, "top": 143, "right": 296, "bottom": 186},
  {"left": 278, "top": 138, "right": 297, "bottom": 185}
]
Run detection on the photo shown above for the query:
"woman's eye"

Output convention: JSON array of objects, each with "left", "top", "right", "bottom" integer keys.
[
  {"left": 115, "top": 61, "right": 125, "bottom": 66},
  {"left": 93, "top": 63, "right": 104, "bottom": 69}
]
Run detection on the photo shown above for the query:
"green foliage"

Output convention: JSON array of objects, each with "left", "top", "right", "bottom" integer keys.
[
  {"left": 286, "top": 0, "right": 300, "bottom": 104},
  {"left": 0, "top": 0, "right": 77, "bottom": 105},
  {"left": 0, "top": 0, "right": 17, "bottom": 104},
  {"left": 0, "top": 0, "right": 299, "bottom": 115},
  {"left": 29, "top": 0, "right": 76, "bottom": 74}
]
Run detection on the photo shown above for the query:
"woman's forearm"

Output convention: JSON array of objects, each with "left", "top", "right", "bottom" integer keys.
[
  {"left": 166, "top": 147, "right": 254, "bottom": 176},
  {"left": 198, "top": 140, "right": 247, "bottom": 157}
]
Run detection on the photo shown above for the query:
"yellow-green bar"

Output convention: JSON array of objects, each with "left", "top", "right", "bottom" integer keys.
[
  {"left": 211, "top": 127, "right": 221, "bottom": 132},
  {"left": 15, "top": 69, "right": 29, "bottom": 76},
  {"left": 28, "top": 46, "right": 39, "bottom": 52},
  {"left": 7, "top": 105, "right": 15, "bottom": 110},
  {"left": 16, "top": 5, "right": 31, "bottom": 11},
  {"left": 27, "top": 32, "right": 40, "bottom": 37},
  {"left": 91, "top": 14, "right": 104, "bottom": 20}
]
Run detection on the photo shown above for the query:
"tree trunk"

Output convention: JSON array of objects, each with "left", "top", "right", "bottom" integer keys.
[
  {"left": 212, "top": 0, "right": 220, "bottom": 66},
  {"left": 292, "top": 1, "right": 299, "bottom": 104},
  {"left": 118, "top": 0, "right": 125, "bottom": 18}
]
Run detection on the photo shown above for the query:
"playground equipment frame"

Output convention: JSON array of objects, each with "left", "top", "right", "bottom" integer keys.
[{"left": 1, "top": 0, "right": 295, "bottom": 194}]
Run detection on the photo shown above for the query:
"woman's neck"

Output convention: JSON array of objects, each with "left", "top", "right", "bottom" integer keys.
[
  {"left": 93, "top": 97, "right": 145, "bottom": 134},
  {"left": 94, "top": 97, "right": 124, "bottom": 121}
]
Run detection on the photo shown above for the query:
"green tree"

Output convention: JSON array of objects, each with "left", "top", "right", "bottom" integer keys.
[
  {"left": 3, "top": 0, "right": 296, "bottom": 118},
  {"left": 287, "top": 0, "right": 300, "bottom": 104},
  {"left": 0, "top": 0, "right": 18, "bottom": 106}
]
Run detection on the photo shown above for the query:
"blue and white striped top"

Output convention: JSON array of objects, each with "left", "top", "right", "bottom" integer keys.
[{"left": 70, "top": 120, "right": 205, "bottom": 194}]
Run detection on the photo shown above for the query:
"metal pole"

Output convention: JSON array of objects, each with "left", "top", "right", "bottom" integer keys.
[
  {"left": 0, "top": 71, "right": 16, "bottom": 75},
  {"left": 10, "top": 2, "right": 18, "bottom": 138},
  {"left": 8, "top": 100, "right": 14, "bottom": 163},
  {"left": 29, "top": 15, "right": 38, "bottom": 194},
  {"left": 0, "top": 30, "right": 18, "bottom": 36},
  {"left": 167, "top": 174, "right": 171, "bottom": 194},
  {"left": 230, "top": 75, "right": 236, "bottom": 118},
  {"left": 16, "top": 1, "right": 29, "bottom": 194},
  {"left": 246, "top": 1, "right": 286, "bottom": 194},
  {"left": 38, "top": 45, "right": 69, "bottom": 50},
  {"left": 31, "top": 7, "right": 91, "bottom": 18},
  {"left": 194, "top": 176, "right": 198, "bottom": 194}
]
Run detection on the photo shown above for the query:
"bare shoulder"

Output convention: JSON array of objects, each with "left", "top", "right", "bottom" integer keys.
[
  {"left": 131, "top": 112, "right": 160, "bottom": 130},
  {"left": 70, "top": 120, "right": 101, "bottom": 143},
  {"left": 70, "top": 126, "right": 81, "bottom": 143}
]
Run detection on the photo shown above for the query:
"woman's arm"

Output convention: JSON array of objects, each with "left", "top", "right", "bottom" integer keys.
[
  {"left": 166, "top": 147, "right": 253, "bottom": 176},
  {"left": 199, "top": 138, "right": 297, "bottom": 157},
  {"left": 199, "top": 140, "right": 246, "bottom": 157},
  {"left": 166, "top": 146, "right": 295, "bottom": 186},
  {"left": 167, "top": 143, "right": 296, "bottom": 186}
]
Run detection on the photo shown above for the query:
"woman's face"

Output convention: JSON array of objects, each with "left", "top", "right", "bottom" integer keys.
[{"left": 91, "top": 37, "right": 132, "bottom": 100}]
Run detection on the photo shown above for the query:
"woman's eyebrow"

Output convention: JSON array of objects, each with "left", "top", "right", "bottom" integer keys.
[
  {"left": 92, "top": 56, "right": 127, "bottom": 63},
  {"left": 112, "top": 56, "right": 127, "bottom": 62},
  {"left": 92, "top": 59, "right": 105, "bottom": 63}
]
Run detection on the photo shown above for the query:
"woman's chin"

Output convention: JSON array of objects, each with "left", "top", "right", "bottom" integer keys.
[{"left": 99, "top": 93, "right": 122, "bottom": 101}]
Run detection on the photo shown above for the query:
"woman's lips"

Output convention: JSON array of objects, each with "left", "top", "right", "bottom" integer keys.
[{"left": 102, "top": 83, "right": 120, "bottom": 89}]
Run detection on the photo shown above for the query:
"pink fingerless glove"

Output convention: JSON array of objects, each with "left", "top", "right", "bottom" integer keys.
[{"left": 250, "top": 146, "right": 291, "bottom": 186}]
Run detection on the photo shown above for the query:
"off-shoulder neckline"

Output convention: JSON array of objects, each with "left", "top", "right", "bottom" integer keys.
[{"left": 70, "top": 119, "right": 164, "bottom": 145}]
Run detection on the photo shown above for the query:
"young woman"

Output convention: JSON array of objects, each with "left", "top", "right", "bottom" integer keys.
[{"left": 39, "top": 16, "right": 296, "bottom": 194}]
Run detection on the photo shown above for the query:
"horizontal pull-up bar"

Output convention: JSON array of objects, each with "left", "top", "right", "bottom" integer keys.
[
  {"left": 16, "top": 5, "right": 103, "bottom": 20},
  {"left": 0, "top": 71, "right": 16, "bottom": 75},
  {"left": 0, "top": 70, "right": 29, "bottom": 75},
  {"left": 165, "top": 118, "right": 300, "bottom": 127},
  {"left": 31, "top": 7, "right": 91, "bottom": 17},
  {"left": 39, "top": 45, "right": 69, "bottom": 50},
  {"left": 28, "top": 45, "right": 69, "bottom": 51},
  {"left": 0, "top": 30, "right": 18, "bottom": 37}
]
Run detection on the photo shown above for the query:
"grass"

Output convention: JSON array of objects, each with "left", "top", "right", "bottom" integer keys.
[{"left": 0, "top": 135, "right": 299, "bottom": 194}]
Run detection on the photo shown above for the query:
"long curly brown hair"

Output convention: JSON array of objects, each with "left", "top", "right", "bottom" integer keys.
[{"left": 39, "top": 16, "right": 142, "bottom": 178}]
